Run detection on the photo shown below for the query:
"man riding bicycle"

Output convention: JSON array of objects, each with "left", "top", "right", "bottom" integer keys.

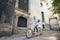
[{"left": 33, "top": 16, "right": 38, "bottom": 32}]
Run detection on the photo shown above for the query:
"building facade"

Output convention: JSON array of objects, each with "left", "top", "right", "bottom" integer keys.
[
  {"left": 0, "top": 0, "right": 53, "bottom": 35},
  {"left": 13, "top": 0, "right": 53, "bottom": 33},
  {"left": 13, "top": 0, "right": 42, "bottom": 34}
]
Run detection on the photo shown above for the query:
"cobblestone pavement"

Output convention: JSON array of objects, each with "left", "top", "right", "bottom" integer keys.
[{"left": 0, "top": 31, "right": 60, "bottom": 40}]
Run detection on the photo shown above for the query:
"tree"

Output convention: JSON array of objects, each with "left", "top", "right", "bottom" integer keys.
[{"left": 52, "top": 0, "right": 60, "bottom": 14}]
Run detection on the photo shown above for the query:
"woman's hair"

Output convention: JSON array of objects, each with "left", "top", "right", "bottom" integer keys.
[{"left": 38, "top": 19, "right": 40, "bottom": 22}]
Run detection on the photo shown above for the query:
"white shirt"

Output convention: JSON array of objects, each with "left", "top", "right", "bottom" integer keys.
[{"left": 38, "top": 22, "right": 42, "bottom": 28}]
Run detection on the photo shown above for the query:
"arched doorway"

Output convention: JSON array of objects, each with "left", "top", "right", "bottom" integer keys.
[{"left": 17, "top": 16, "right": 27, "bottom": 27}]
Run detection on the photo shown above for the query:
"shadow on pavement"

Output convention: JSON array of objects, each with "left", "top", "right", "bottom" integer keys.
[{"left": 55, "top": 31, "right": 60, "bottom": 40}]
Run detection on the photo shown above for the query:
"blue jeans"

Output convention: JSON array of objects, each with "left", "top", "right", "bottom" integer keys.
[{"left": 34, "top": 25, "right": 38, "bottom": 32}]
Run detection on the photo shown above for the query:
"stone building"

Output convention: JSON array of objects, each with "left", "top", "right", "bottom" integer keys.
[
  {"left": 14, "top": 0, "right": 42, "bottom": 33},
  {"left": 0, "top": 0, "right": 16, "bottom": 36},
  {"left": 13, "top": 0, "right": 42, "bottom": 34},
  {"left": 0, "top": 0, "right": 54, "bottom": 36},
  {"left": 14, "top": 0, "right": 54, "bottom": 33},
  {"left": 13, "top": 0, "right": 30, "bottom": 34}
]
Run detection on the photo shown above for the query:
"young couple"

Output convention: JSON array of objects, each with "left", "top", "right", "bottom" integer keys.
[{"left": 33, "top": 16, "right": 42, "bottom": 32}]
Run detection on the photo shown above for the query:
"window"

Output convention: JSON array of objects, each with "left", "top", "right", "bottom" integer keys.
[
  {"left": 41, "top": 12, "right": 45, "bottom": 22},
  {"left": 18, "top": 0, "right": 29, "bottom": 11},
  {"left": 17, "top": 16, "right": 27, "bottom": 27}
]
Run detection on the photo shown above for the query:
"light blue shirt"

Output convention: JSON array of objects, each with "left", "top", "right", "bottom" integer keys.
[{"left": 33, "top": 18, "right": 38, "bottom": 27}]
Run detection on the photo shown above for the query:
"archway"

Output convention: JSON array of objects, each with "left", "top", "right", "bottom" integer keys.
[{"left": 17, "top": 16, "right": 27, "bottom": 27}]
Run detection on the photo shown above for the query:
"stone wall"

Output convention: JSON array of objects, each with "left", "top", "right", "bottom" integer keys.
[{"left": 0, "top": 0, "right": 16, "bottom": 36}]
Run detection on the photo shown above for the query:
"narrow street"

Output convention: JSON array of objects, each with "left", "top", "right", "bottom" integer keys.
[
  {"left": 0, "top": 31, "right": 60, "bottom": 40},
  {"left": 0, "top": 0, "right": 60, "bottom": 40}
]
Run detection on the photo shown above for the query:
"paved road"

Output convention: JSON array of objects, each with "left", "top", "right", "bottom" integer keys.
[{"left": 0, "top": 31, "right": 60, "bottom": 40}]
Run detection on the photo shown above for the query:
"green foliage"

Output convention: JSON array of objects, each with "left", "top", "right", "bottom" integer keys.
[{"left": 52, "top": 0, "right": 60, "bottom": 14}]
